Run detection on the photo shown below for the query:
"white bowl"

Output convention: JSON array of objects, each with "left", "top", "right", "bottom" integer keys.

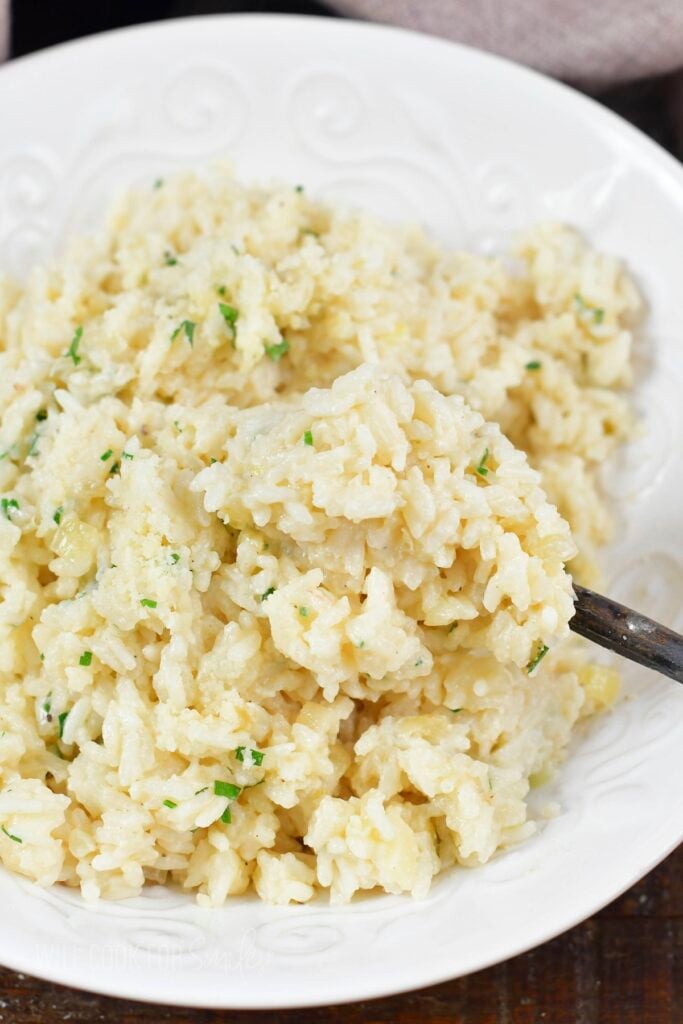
[{"left": 0, "top": 13, "right": 681, "bottom": 1009}]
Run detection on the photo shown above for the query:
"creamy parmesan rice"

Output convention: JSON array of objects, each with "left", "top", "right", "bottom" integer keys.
[{"left": 0, "top": 166, "right": 637, "bottom": 905}]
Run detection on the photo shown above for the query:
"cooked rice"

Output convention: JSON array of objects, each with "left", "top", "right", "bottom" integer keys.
[{"left": 0, "top": 166, "right": 635, "bottom": 904}]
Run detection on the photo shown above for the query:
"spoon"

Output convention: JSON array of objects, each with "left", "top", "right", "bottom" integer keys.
[{"left": 571, "top": 584, "right": 683, "bottom": 683}]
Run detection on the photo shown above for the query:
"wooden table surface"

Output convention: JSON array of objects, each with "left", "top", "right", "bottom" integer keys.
[{"left": 0, "top": 843, "right": 679, "bottom": 1023}]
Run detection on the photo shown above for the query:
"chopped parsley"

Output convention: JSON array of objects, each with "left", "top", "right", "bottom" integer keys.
[
  {"left": 303, "top": 430, "right": 313, "bottom": 446},
  {"left": 164, "top": 251, "right": 178, "bottom": 266},
  {"left": 527, "top": 644, "right": 550, "bottom": 675},
  {"left": 140, "top": 598, "right": 157, "bottom": 609},
  {"left": 299, "top": 606, "right": 309, "bottom": 618},
  {"left": 294, "top": 185, "right": 304, "bottom": 193},
  {"left": 58, "top": 711, "right": 69, "bottom": 739},
  {"left": 36, "top": 408, "right": 48, "bottom": 422},
  {"left": 170, "top": 319, "right": 196, "bottom": 346},
  {"left": 66, "top": 326, "right": 83, "bottom": 366},
  {"left": 448, "top": 622, "right": 459, "bottom": 633},
  {"left": 450, "top": 708, "right": 463, "bottom": 714},
  {"left": 475, "top": 448, "right": 490, "bottom": 477},
  {"left": 218, "top": 302, "right": 239, "bottom": 343},
  {"left": 1, "top": 498, "right": 19, "bottom": 519},
  {"left": 260, "top": 587, "right": 276, "bottom": 602},
  {"left": 1, "top": 825, "right": 21, "bottom": 844},
  {"left": 220, "top": 806, "right": 232, "bottom": 824},
  {"left": 121, "top": 451, "right": 134, "bottom": 460},
  {"left": 162, "top": 799, "right": 177, "bottom": 809},
  {"left": 79, "top": 651, "right": 93, "bottom": 667},
  {"left": 170, "top": 552, "right": 180, "bottom": 564},
  {"left": 53, "top": 507, "right": 63, "bottom": 525},
  {"left": 26, "top": 433, "right": 40, "bottom": 458},
  {"left": 42, "top": 694, "right": 52, "bottom": 717},
  {"left": 525, "top": 360, "right": 542, "bottom": 371},
  {"left": 574, "top": 293, "right": 604, "bottom": 324},
  {"left": 214, "top": 780, "right": 241, "bottom": 799},
  {"left": 357, "top": 640, "right": 366, "bottom": 649},
  {"left": 194, "top": 786, "right": 208, "bottom": 796},
  {"left": 216, "top": 285, "right": 226, "bottom": 297},
  {"left": 263, "top": 338, "right": 289, "bottom": 362},
  {"left": 153, "top": 178, "right": 164, "bottom": 189},
  {"left": 100, "top": 449, "right": 113, "bottom": 462},
  {"left": 109, "top": 461, "right": 121, "bottom": 476},
  {"left": 235, "top": 746, "right": 265, "bottom": 766}
]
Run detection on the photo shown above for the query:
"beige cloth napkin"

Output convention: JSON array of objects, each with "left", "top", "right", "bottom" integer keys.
[{"left": 333, "top": 0, "right": 683, "bottom": 89}]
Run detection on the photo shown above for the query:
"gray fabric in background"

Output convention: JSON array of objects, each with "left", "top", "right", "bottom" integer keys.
[
  {"left": 334, "top": 0, "right": 683, "bottom": 156},
  {"left": 334, "top": 0, "right": 683, "bottom": 89}
]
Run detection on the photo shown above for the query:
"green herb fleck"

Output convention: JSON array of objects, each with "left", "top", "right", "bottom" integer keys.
[
  {"left": 79, "top": 651, "right": 92, "bottom": 667},
  {"left": 235, "top": 746, "right": 265, "bottom": 766},
  {"left": 357, "top": 640, "right": 366, "bottom": 649},
  {"left": 153, "top": 178, "right": 164, "bottom": 189},
  {"left": 214, "top": 780, "right": 241, "bottom": 799},
  {"left": 39, "top": 653, "right": 45, "bottom": 661},
  {"left": 162, "top": 799, "right": 177, "bottom": 809},
  {"left": 42, "top": 694, "right": 52, "bottom": 716},
  {"left": 121, "top": 451, "right": 134, "bottom": 460},
  {"left": 140, "top": 598, "right": 157, "bottom": 609},
  {"left": 264, "top": 338, "right": 289, "bottom": 362},
  {"left": 574, "top": 294, "right": 604, "bottom": 324},
  {"left": 66, "top": 326, "right": 83, "bottom": 366},
  {"left": 58, "top": 711, "right": 69, "bottom": 739},
  {"left": 194, "top": 786, "right": 208, "bottom": 795},
  {"left": 1, "top": 498, "right": 19, "bottom": 519},
  {"left": 26, "top": 433, "right": 39, "bottom": 458},
  {"left": 170, "top": 552, "right": 180, "bottom": 564},
  {"left": 450, "top": 708, "right": 463, "bottom": 714},
  {"left": 171, "top": 320, "right": 196, "bottom": 346},
  {"left": 36, "top": 408, "right": 47, "bottom": 422},
  {"left": 210, "top": 457, "right": 217, "bottom": 465},
  {"left": 260, "top": 587, "right": 276, "bottom": 602},
  {"left": 164, "top": 251, "right": 178, "bottom": 266},
  {"left": 1, "top": 825, "right": 21, "bottom": 844},
  {"left": 303, "top": 430, "right": 313, "bottom": 446},
  {"left": 475, "top": 448, "right": 490, "bottom": 478},
  {"left": 527, "top": 644, "right": 550, "bottom": 675},
  {"left": 221, "top": 805, "right": 232, "bottom": 824},
  {"left": 447, "top": 622, "right": 458, "bottom": 633},
  {"left": 294, "top": 185, "right": 304, "bottom": 193},
  {"left": 216, "top": 285, "right": 226, "bottom": 296},
  {"left": 109, "top": 461, "right": 120, "bottom": 476},
  {"left": 299, "top": 606, "right": 309, "bottom": 618},
  {"left": 218, "top": 302, "right": 239, "bottom": 343},
  {"left": 100, "top": 449, "right": 113, "bottom": 462},
  {"left": 525, "top": 360, "right": 542, "bottom": 371},
  {"left": 53, "top": 507, "right": 63, "bottom": 525}
]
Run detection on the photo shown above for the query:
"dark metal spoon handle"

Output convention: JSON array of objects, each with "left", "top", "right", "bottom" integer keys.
[{"left": 571, "top": 584, "right": 683, "bottom": 684}]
